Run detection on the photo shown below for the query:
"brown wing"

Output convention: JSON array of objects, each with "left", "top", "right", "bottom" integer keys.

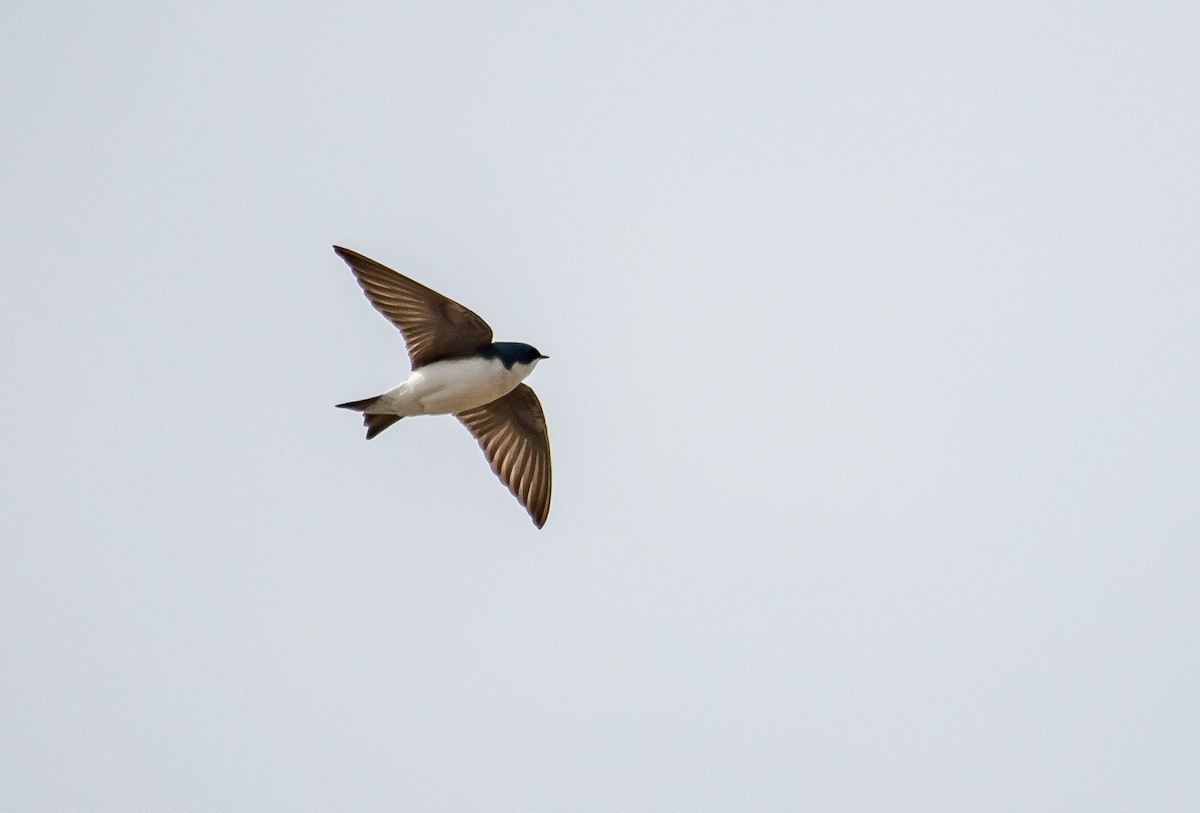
[
  {"left": 456, "top": 384, "right": 552, "bottom": 528},
  {"left": 334, "top": 246, "right": 494, "bottom": 368}
]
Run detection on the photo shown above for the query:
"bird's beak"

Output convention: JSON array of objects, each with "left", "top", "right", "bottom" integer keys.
[{"left": 538, "top": 354, "right": 549, "bottom": 359}]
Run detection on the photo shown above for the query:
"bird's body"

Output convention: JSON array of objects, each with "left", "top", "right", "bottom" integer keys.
[
  {"left": 369, "top": 354, "right": 536, "bottom": 416},
  {"left": 332, "top": 246, "right": 552, "bottom": 527}
]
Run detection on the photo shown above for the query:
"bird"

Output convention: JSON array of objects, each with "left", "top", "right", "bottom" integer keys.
[{"left": 332, "top": 246, "right": 552, "bottom": 528}]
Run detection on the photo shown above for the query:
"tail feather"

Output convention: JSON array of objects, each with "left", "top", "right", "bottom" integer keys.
[
  {"left": 336, "top": 396, "right": 381, "bottom": 411},
  {"left": 363, "top": 413, "right": 402, "bottom": 439},
  {"left": 336, "top": 396, "right": 403, "bottom": 440}
]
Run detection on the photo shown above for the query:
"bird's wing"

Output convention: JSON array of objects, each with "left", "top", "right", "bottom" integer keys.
[
  {"left": 456, "top": 384, "right": 552, "bottom": 528},
  {"left": 334, "top": 246, "right": 494, "bottom": 368}
]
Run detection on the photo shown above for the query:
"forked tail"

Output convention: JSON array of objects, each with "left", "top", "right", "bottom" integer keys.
[{"left": 336, "top": 396, "right": 402, "bottom": 440}]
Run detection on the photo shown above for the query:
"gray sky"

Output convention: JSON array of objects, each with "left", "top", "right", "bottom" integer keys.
[{"left": 3, "top": 2, "right": 1198, "bottom": 810}]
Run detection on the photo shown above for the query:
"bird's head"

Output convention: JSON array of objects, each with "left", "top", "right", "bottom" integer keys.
[{"left": 487, "top": 342, "right": 549, "bottom": 370}]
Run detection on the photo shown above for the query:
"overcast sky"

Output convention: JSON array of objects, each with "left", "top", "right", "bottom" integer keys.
[{"left": 3, "top": 2, "right": 1198, "bottom": 810}]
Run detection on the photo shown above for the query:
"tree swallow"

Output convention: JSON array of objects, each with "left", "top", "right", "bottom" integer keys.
[{"left": 333, "top": 246, "right": 552, "bottom": 528}]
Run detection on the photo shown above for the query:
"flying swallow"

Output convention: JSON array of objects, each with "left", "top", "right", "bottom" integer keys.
[{"left": 333, "top": 246, "right": 551, "bottom": 527}]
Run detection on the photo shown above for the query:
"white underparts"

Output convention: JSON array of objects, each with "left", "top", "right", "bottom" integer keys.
[{"left": 371, "top": 356, "right": 539, "bottom": 416}]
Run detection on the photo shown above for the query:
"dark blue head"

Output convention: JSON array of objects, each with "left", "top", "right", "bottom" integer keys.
[{"left": 480, "top": 342, "right": 549, "bottom": 369}]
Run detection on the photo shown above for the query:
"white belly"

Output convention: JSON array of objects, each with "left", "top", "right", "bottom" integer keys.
[{"left": 376, "top": 356, "right": 533, "bottom": 416}]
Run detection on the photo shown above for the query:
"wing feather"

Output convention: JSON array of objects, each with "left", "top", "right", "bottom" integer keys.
[
  {"left": 456, "top": 384, "right": 552, "bottom": 528},
  {"left": 334, "top": 246, "right": 493, "bottom": 368}
]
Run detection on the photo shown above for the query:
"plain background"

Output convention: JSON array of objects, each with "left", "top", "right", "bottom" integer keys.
[{"left": 3, "top": 2, "right": 1198, "bottom": 810}]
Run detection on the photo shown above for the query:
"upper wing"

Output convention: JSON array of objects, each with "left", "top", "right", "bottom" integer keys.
[
  {"left": 456, "top": 384, "right": 552, "bottom": 528},
  {"left": 334, "top": 246, "right": 494, "bottom": 368}
]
